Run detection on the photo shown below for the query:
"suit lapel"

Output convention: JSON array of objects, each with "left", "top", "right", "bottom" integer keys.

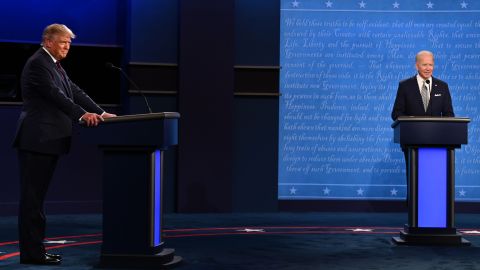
[
  {"left": 428, "top": 79, "right": 434, "bottom": 111},
  {"left": 40, "top": 49, "right": 72, "bottom": 99},
  {"left": 425, "top": 77, "right": 444, "bottom": 113},
  {"left": 57, "top": 69, "right": 72, "bottom": 98},
  {"left": 52, "top": 62, "right": 72, "bottom": 98},
  {"left": 410, "top": 76, "right": 425, "bottom": 111},
  {"left": 430, "top": 78, "right": 440, "bottom": 96}
]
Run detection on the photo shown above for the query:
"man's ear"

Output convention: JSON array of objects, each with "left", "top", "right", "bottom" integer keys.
[{"left": 43, "top": 39, "right": 51, "bottom": 48}]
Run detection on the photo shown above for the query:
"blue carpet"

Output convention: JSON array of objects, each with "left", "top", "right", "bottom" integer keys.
[{"left": 1, "top": 212, "right": 480, "bottom": 269}]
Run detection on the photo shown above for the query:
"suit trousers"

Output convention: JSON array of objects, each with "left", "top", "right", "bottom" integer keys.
[{"left": 17, "top": 150, "right": 59, "bottom": 260}]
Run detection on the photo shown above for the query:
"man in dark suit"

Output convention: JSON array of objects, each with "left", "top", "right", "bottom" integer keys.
[
  {"left": 12, "top": 24, "right": 116, "bottom": 265},
  {"left": 391, "top": 50, "right": 455, "bottom": 207},
  {"left": 391, "top": 50, "right": 454, "bottom": 120}
]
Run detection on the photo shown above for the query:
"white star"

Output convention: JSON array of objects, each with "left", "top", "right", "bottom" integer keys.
[
  {"left": 291, "top": 0, "right": 300, "bottom": 8},
  {"left": 290, "top": 186, "right": 297, "bottom": 195},
  {"left": 460, "top": 1, "right": 468, "bottom": 9},
  {"left": 459, "top": 189, "right": 466, "bottom": 196},
  {"left": 357, "top": 188, "right": 364, "bottom": 196},
  {"left": 359, "top": 1, "right": 366, "bottom": 8},
  {"left": 390, "top": 188, "right": 398, "bottom": 196},
  {"left": 44, "top": 240, "right": 76, "bottom": 244},
  {"left": 325, "top": 1, "right": 333, "bottom": 8},
  {"left": 461, "top": 230, "right": 480, "bottom": 234},
  {"left": 426, "top": 1, "right": 434, "bottom": 8},
  {"left": 347, "top": 228, "right": 373, "bottom": 232},
  {"left": 323, "top": 187, "right": 331, "bottom": 195},
  {"left": 393, "top": 1, "right": 400, "bottom": 8},
  {"left": 236, "top": 228, "right": 265, "bottom": 233}
]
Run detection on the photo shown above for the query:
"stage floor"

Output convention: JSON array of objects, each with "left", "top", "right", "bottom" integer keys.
[{"left": 1, "top": 212, "right": 480, "bottom": 269}]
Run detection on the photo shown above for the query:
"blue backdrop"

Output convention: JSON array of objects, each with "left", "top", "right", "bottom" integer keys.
[
  {"left": 278, "top": 0, "right": 480, "bottom": 201},
  {"left": 0, "top": 0, "right": 123, "bottom": 45}
]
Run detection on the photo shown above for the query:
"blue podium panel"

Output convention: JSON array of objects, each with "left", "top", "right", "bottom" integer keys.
[
  {"left": 152, "top": 150, "right": 163, "bottom": 247},
  {"left": 418, "top": 148, "right": 447, "bottom": 228}
]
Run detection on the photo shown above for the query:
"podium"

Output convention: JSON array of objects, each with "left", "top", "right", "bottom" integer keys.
[
  {"left": 391, "top": 116, "right": 470, "bottom": 245},
  {"left": 81, "top": 112, "right": 182, "bottom": 267}
]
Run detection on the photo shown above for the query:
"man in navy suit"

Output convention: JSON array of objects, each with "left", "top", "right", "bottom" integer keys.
[
  {"left": 391, "top": 50, "right": 454, "bottom": 207},
  {"left": 13, "top": 24, "right": 116, "bottom": 265},
  {"left": 391, "top": 50, "right": 454, "bottom": 120}
]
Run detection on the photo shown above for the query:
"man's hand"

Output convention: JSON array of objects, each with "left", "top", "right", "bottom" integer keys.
[{"left": 81, "top": 112, "right": 104, "bottom": 127}]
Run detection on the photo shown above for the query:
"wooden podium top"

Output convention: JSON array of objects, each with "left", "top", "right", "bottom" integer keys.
[
  {"left": 80, "top": 112, "right": 180, "bottom": 148},
  {"left": 391, "top": 116, "right": 470, "bottom": 128},
  {"left": 102, "top": 112, "right": 180, "bottom": 124}
]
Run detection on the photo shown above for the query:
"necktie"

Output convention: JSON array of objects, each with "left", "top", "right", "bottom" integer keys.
[
  {"left": 55, "top": 61, "right": 67, "bottom": 82},
  {"left": 55, "top": 61, "right": 71, "bottom": 97},
  {"left": 421, "top": 81, "right": 429, "bottom": 112}
]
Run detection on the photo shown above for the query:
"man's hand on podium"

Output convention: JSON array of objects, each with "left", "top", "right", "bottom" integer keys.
[
  {"left": 81, "top": 112, "right": 117, "bottom": 127},
  {"left": 81, "top": 112, "right": 103, "bottom": 127}
]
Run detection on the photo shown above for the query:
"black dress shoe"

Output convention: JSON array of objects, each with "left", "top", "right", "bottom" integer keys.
[
  {"left": 46, "top": 252, "right": 62, "bottom": 259},
  {"left": 20, "top": 254, "right": 61, "bottom": 265}
]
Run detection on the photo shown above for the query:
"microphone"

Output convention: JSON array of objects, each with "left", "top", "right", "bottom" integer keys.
[
  {"left": 105, "top": 62, "right": 153, "bottom": 113},
  {"left": 105, "top": 62, "right": 119, "bottom": 70},
  {"left": 425, "top": 79, "right": 431, "bottom": 108}
]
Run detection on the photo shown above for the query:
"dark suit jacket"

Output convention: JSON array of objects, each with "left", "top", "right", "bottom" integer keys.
[
  {"left": 13, "top": 48, "right": 104, "bottom": 154},
  {"left": 391, "top": 75, "right": 454, "bottom": 121}
]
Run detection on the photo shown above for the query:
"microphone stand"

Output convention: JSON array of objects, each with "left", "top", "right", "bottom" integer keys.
[{"left": 107, "top": 63, "right": 153, "bottom": 113}]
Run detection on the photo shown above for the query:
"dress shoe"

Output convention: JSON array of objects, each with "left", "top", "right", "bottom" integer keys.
[
  {"left": 20, "top": 254, "right": 61, "bottom": 265},
  {"left": 46, "top": 252, "right": 62, "bottom": 260}
]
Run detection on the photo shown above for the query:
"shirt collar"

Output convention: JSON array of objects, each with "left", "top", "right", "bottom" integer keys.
[
  {"left": 42, "top": 46, "right": 58, "bottom": 63},
  {"left": 416, "top": 74, "right": 432, "bottom": 84}
]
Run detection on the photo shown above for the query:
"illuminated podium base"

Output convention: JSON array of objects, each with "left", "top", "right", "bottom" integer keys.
[
  {"left": 392, "top": 226, "right": 470, "bottom": 246},
  {"left": 100, "top": 248, "right": 182, "bottom": 268}
]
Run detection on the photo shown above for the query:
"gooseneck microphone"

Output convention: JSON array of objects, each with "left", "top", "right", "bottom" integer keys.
[
  {"left": 105, "top": 62, "right": 153, "bottom": 113},
  {"left": 425, "top": 79, "right": 431, "bottom": 108}
]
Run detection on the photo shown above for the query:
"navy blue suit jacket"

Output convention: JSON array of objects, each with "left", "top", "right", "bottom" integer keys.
[
  {"left": 13, "top": 48, "right": 104, "bottom": 154},
  {"left": 391, "top": 75, "right": 454, "bottom": 121}
]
